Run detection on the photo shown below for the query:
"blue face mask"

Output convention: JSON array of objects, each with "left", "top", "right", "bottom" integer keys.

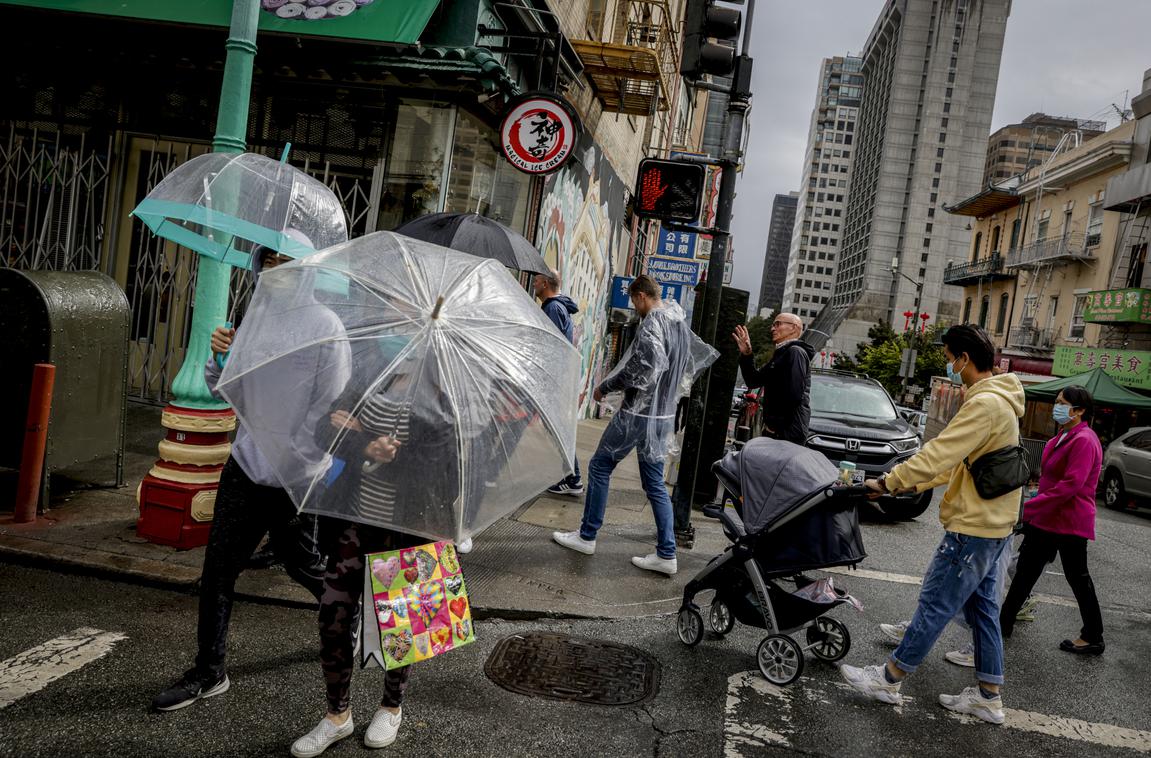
[
  {"left": 1052, "top": 403, "right": 1073, "bottom": 425},
  {"left": 946, "top": 357, "right": 966, "bottom": 385}
]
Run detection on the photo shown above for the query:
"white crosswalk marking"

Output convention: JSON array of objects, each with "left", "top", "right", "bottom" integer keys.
[{"left": 0, "top": 627, "right": 127, "bottom": 709}]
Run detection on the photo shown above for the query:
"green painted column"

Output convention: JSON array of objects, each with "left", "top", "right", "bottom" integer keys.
[{"left": 169, "top": 0, "right": 260, "bottom": 409}]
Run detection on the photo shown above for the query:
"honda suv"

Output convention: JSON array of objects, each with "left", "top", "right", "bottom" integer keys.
[{"left": 805, "top": 370, "right": 933, "bottom": 520}]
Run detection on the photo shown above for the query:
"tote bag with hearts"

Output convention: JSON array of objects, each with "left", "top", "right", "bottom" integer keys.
[{"left": 361, "top": 540, "right": 475, "bottom": 670}]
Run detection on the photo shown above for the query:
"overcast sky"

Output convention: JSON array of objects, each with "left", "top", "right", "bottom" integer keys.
[{"left": 731, "top": 0, "right": 1151, "bottom": 312}]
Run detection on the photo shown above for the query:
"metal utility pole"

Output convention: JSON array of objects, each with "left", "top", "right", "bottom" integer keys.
[
  {"left": 892, "top": 259, "right": 925, "bottom": 403},
  {"left": 672, "top": 0, "right": 756, "bottom": 543}
]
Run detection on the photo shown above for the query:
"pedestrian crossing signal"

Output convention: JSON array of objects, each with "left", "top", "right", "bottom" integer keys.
[{"left": 634, "top": 159, "right": 704, "bottom": 223}]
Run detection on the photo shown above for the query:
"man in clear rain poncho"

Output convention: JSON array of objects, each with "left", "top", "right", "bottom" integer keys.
[{"left": 553, "top": 275, "right": 718, "bottom": 575}]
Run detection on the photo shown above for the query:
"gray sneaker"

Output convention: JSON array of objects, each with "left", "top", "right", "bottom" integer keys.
[
  {"left": 840, "top": 663, "right": 903, "bottom": 705},
  {"left": 939, "top": 686, "right": 1005, "bottom": 725}
]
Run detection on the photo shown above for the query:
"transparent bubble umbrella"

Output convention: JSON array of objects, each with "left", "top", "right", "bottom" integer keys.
[
  {"left": 131, "top": 151, "right": 348, "bottom": 269},
  {"left": 216, "top": 231, "right": 581, "bottom": 542}
]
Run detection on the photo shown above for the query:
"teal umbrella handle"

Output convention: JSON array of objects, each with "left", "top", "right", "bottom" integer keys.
[{"left": 215, "top": 320, "right": 234, "bottom": 369}]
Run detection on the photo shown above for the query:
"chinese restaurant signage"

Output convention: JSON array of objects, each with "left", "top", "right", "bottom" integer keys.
[
  {"left": 1082, "top": 288, "right": 1151, "bottom": 324},
  {"left": 500, "top": 94, "right": 579, "bottom": 175},
  {"left": 1052, "top": 346, "right": 1151, "bottom": 390}
]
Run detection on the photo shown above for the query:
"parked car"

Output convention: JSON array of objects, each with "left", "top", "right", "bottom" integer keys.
[
  {"left": 805, "top": 371, "right": 933, "bottom": 520},
  {"left": 1101, "top": 427, "right": 1151, "bottom": 509},
  {"left": 732, "top": 385, "right": 748, "bottom": 417},
  {"left": 896, "top": 406, "right": 928, "bottom": 438}
]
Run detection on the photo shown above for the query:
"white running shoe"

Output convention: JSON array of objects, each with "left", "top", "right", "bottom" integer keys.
[
  {"left": 364, "top": 707, "right": 402, "bottom": 749},
  {"left": 552, "top": 530, "right": 596, "bottom": 555},
  {"left": 456, "top": 537, "right": 473, "bottom": 554},
  {"left": 291, "top": 715, "right": 354, "bottom": 758},
  {"left": 939, "top": 686, "right": 1005, "bottom": 725},
  {"left": 944, "top": 642, "right": 976, "bottom": 668},
  {"left": 878, "top": 621, "right": 910, "bottom": 644},
  {"left": 839, "top": 664, "right": 904, "bottom": 705},
  {"left": 631, "top": 553, "right": 677, "bottom": 576}
]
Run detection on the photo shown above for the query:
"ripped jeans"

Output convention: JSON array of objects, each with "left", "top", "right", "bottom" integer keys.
[{"left": 892, "top": 531, "right": 1008, "bottom": 685}]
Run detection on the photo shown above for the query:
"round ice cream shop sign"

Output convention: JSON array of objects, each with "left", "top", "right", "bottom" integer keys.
[{"left": 500, "top": 94, "right": 579, "bottom": 174}]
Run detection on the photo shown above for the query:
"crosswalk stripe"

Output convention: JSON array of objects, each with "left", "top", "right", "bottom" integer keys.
[{"left": 0, "top": 627, "right": 127, "bottom": 709}]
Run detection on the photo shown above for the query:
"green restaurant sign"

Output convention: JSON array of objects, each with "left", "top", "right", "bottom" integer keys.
[
  {"left": 1082, "top": 287, "right": 1151, "bottom": 324},
  {"left": 1053, "top": 346, "right": 1151, "bottom": 390},
  {"left": 0, "top": 0, "right": 439, "bottom": 44}
]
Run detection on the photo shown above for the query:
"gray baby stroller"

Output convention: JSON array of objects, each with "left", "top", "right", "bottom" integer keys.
[{"left": 677, "top": 438, "right": 868, "bottom": 685}]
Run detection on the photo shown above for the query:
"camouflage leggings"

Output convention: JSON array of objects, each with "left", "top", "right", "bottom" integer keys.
[{"left": 319, "top": 520, "right": 417, "bottom": 714}]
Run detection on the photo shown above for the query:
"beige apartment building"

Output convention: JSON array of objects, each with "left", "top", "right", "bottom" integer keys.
[{"left": 944, "top": 120, "right": 1136, "bottom": 376}]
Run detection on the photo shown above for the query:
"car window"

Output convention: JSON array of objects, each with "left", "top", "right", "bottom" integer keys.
[
  {"left": 810, "top": 377, "right": 898, "bottom": 420},
  {"left": 1124, "top": 431, "right": 1151, "bottom": 451}
]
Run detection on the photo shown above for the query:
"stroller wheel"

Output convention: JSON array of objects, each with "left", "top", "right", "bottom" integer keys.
[
  {"left": 677, "top": 607, "right": 705, "bottom": 647},
  {"left": 709, "top": 601, "right": 735, "bottom": 636},
  {"left": 757, "top": 635, "right": 804, "bottom": 685},
  {"left": 806, "top": 617, "right": 851, "bottom": 662}
]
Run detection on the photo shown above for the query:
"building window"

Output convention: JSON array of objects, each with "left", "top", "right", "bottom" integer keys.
[
  {"left": 971, "top": 231, "right": 982, "bottom": 261},
  {"left": 935, "top": 162, "right": 943, "bottom": 173},
  {"left": 937, "top": 148, "right": 945, "bottom": 158},
  {"left": 1070, "top": 295, "right": 1086, "bottom": 339},
  {"left": 1023, "top": 294, "right": 1038, "bottom": 322},
  {"left": 1048, "top": 295, "right": 1059, "bottom": 327},
  {"left": 946, "top": 88, "right": 953, "bottom": 98},
  {"left": 979, "top": 296, "right": 990, "bottom": 328},
  {"left": 1127, "top": 243, "right": 1149, "bottom": 288},
  {"left": 1086, "top": 202, "right": 1104, "bottom": 246},
  {"left": 943, "top": 102, "right": 952, "bottom": 113},
  {"left": 1009, "top": 218, "right": 1021, "bottom": 251},
  {"left": 963, "top": 298, "right": 973, "bottom": 323},
  {"left": 990, "top": 225, "right": 1001, "bottom": 254},
  {"left": 1036, "top": 217, "right": 1050, "bottom": 240},
  {"left": 996, "top": 293, "right": 1010, "bottom": 334}
]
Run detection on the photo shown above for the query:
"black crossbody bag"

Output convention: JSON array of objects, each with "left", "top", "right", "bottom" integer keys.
[{"left": 964, "top": 445, "right": 1031, "bottom": 499}]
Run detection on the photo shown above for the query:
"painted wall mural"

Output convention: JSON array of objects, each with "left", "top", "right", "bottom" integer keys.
[{"left": 536, "top": 135, "right": 628, "bottom": 416}]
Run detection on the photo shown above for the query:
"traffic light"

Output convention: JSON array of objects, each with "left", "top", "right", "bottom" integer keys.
[
  {"left": 680, "top": 0, "right": 743, "bottom": 80},
  {"left": 633, "top": 159, "right": 705, "bottom": 222}
]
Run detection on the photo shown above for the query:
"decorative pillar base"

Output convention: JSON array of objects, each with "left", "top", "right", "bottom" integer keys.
[{"left": 137, "top": 405, "right": 236, "bottom": 550}]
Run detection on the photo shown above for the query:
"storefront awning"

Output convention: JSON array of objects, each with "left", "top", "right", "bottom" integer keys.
[
  {"left": 571, "top": 40, "right": 667, "bottom": 116},
  {"left": 1024, "top": 368, "right": 1151, "bottom": 409},
  {"left": 357, "top": 46, "right": 519, "bottom": 95},
  {"left": 943, "top": 185, "right": 1020, "bottom": 218}
]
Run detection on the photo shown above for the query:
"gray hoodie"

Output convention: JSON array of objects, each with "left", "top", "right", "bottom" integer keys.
[{"left": 206, "top": 249, "right": 352, "bottom": 489}]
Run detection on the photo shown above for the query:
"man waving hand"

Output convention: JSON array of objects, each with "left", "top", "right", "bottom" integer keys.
[{"left": 732, "top": 312, "right": 815, "bottom": 445}]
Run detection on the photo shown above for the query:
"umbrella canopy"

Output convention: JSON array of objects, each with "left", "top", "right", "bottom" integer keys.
[
  {"left": 132, "top": 152, "right": 348, "bottom": 269},
  {"left": 394, "top": 212, "right": 550, "bottom": 274},
  {"left": 216, "top": 231, "right": 580, "bottom": 542},
  {"left": 1023, "top": 368, "right": 1151, "bottom": 409}
]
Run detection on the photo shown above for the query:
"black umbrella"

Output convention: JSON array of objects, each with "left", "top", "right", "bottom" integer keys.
[{"left": 394, "top": 212, "right": 550, "bottom": 274}]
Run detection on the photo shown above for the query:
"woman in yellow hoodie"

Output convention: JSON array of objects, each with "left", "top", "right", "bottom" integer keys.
[{"left": 840, "top": 325, "right": 1025, "bottom": 726}]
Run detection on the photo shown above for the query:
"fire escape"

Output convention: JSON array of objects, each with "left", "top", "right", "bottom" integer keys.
[{"left": 570, "top": 0, "right": 677, "bottom": 117}]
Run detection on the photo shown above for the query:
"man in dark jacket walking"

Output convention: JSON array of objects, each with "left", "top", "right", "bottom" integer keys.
[
  {"left": 533, "top": 269, "right": 584, "bottom": 495},
  {"left": 732, "top": 312, "right": 814, "bottom": 445}
]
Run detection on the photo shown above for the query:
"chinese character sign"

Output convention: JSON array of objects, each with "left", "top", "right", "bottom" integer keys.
[
  {"left": 1052, "top": 346, "right": 1151, "bottom": 390},
  {"left": 656, "top": 225, "right": 697, "bottom": 259},
  {"left": 1082, "top": 288, "right": 1151, "bottom": 324}
]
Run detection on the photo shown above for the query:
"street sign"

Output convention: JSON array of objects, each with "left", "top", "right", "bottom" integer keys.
[
  {"left": 899, "top": 348, "right": 918, "bottom": 379},
  {"left": 722, "top": 260, "right": 732, "bottom": 285},
  {"left": 634, "top": 159, "right": 704, "bottom": 222},
  {"left": 611, "top": 276, "right": 686, "bottom": 309},
  {"left": 656, "top": 225, "right": 697, "bottom": 259},
  {"left": 646, "top": 257, "right": 704, "bottom": 286}
]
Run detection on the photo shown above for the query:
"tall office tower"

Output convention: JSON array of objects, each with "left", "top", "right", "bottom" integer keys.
[
  {"left": 781, "top": 55, "right": 865, "bottom": 326},
  {"left": 757, "top": 192, "right": 799, "bottom": 316},
  {"left": 806, "top": 0, "right": 1011, "bottom": 356},
  {"left": 984, "top": 112, "right": 1105, "bottom": 184}
]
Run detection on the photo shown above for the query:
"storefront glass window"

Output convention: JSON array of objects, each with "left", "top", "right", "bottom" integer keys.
[
  {"left": 376, "top": 100, "right": 454, "bottom": 232},
  {"left": 444, "top": 108, "right": 532, "bottom": 234}
]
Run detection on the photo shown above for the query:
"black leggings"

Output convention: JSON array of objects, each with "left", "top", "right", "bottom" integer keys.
[
  {"left": 1000, "top": 525, "right": 1104, "bottom": 643},
  {"left": 195, "top": 457, "right": 325, "bottom": 677},
  {"left": 319, "top": 520, "right": 421, "bottom": 714}
]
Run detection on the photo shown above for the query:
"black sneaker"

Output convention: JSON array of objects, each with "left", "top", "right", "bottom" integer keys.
[{"left": 151, "top": 668, "right": 230, "bottom": 712}]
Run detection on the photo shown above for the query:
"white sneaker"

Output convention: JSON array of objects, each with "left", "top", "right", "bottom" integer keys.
[
  {"left": 364, "top": 707, "right": 402, "bottom": 749},
  {"left": 878, "top": 621, "right": 910, "bottom": 644},
  {"left": 291, "top": 715, "right": 354, "bottom": 758},
  {"left": 456, "top": 537, "right": 473, "bottom": 554},
  {"left": 939, "top": 686, "right": 1005, "bottom": 725},
  {"left": 553, "top": 530, "right": 596, "bottom": 555},
  {"left": 945, "top": 642, "right": 976, "bottom": 668},
  {"left": 839, "top": 664, "right": 904, "bottom": 705},
  {"left": 630, "top": 553, "right": 677, "bottom": 576}
]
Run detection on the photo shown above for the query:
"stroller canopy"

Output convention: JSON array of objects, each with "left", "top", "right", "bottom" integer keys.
[{"left": 718, "top": 438, "right": 838, "bottom": 533}]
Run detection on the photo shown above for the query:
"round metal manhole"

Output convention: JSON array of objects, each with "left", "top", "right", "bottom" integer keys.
[{"left": 484, "top": 631, "right": 661, "bottom": 706}]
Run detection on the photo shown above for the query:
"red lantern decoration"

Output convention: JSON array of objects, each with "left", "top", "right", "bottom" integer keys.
[
  {"left": 920, "top": 313, "right": 931, "bottom": 333},
  {"left": 903, "top": 310, "right": 914, "bottom": 331}
]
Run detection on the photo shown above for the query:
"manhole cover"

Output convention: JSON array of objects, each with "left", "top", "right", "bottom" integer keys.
[{"left": 484, "top": 631, "right": 660, "bottom": 706}]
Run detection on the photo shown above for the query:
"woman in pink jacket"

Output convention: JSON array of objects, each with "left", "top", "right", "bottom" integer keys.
[{"left": 1000, "top": 386, "right": 1104, "bottom": 654}]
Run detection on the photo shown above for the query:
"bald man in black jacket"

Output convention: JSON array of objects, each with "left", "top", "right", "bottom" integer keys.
[{"left": 732, "top": 313, "right": 815, "bottom": 445}]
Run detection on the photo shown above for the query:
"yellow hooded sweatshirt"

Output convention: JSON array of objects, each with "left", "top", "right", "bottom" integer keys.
[{"left": 885, "top": 372, "right": 1025, "bottom": 539}]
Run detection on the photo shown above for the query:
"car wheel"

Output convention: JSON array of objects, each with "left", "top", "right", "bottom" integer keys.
[{"left": 1103, "top": 469, "right": 1127, "bottom": 510}]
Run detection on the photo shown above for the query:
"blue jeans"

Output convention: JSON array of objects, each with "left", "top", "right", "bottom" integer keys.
[
  {"left": 893, "top": 532, "right": 1009, "bottom": 685},
  {"left": 579, "top": 413, "right": 676, "bottom": 559}
]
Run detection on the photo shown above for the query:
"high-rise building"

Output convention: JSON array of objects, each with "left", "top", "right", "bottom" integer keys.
[
  {"left": 984, "top": 113, "right": 1106, "bottom": 184},
  {"left": 758, "top": 192, "right": 799, "bottom": 316},
  {"left": 781, "top": 55, "right": 864, "bottom": 325},
  {"left": 806, "top": 0, "right": 1011, "bottom": 356}
]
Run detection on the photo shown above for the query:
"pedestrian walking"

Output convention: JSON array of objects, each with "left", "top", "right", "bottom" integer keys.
[
  {"left": 534, "top": 269, "right": 585, "bottom": 497},
  {"left": 1000, "top": 386, "right": 1105, "bottom": 655},
  {"left": 552, "top": 275, "right": 716, "bottom": 576},
  {"left": 732, "top": 313, "right": 814, "bottom": 445},
  {"left": 151, "top": 243, "right": 351, "bottom": 712},
  {"left": 839, "top": 325, "right": 1024, "bottom": 725}
]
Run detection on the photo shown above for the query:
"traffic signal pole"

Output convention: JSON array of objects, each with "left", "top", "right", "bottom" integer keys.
[{"left": 672, "top": 4, "right": 756, "bottom": 542}]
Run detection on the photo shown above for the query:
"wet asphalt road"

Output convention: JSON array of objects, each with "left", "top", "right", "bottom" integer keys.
[{"left": 2, "top": 496, "right": 1150, "bottom": 758}]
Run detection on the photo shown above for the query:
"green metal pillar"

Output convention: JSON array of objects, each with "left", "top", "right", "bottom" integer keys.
[{"left": 169, "top": 0, "right": 260, "bottom": 409}]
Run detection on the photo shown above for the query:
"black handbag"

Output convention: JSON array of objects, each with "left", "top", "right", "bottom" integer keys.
[{"left": 964, "top": 445, "right": 1031, "bottom": 499}]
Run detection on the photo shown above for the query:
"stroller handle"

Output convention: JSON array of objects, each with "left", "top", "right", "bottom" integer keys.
[{"left": 825, "top": 484, "right": 873, "bottom": 498}]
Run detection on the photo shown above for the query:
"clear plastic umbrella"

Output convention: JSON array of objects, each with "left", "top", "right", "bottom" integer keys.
[
  {"left": 216, "top": 231, "right": 581, "bottom": 542},
  {"left": 131, "top": 151, "right": 348, "bottom": 269}
]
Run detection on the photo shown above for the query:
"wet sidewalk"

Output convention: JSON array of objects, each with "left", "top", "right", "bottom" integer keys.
[{"left": 0, "top": 404, "right": 731, "bottom": 619}]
